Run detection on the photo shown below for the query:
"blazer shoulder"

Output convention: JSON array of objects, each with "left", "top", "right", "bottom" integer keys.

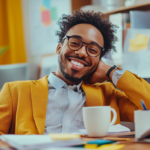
[
  {"left": 3, "top": 76, "right": 48, "bottom": 92},
  {"left": 82, "top": 81, "right": 118, "bottom": 96}
]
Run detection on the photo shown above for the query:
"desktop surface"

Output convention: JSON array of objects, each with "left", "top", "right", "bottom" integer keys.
[{"left": 0, "top": 132, "right": 150, "bottom": 150}]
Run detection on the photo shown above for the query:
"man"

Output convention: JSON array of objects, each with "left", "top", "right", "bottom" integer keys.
[{"left": 0, "top": 10, "right": 150, "bottom": 135}]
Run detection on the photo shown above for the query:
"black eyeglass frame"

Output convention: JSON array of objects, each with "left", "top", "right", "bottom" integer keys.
[{"left": 63, "top": 35, "right": 105, "bottom": 57}]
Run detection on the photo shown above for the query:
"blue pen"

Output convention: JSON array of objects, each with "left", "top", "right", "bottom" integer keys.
[{"left": 141, "top": 100, "right": 148, "bottom": 110}]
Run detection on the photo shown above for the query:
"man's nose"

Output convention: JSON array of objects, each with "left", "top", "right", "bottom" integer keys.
[{"left": 75, "top": 44, "right": 88, "bottom": 57}]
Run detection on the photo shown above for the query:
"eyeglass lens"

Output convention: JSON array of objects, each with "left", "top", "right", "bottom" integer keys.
[{"left": 68, "top": 37, "right": 101, "bottom": 57}]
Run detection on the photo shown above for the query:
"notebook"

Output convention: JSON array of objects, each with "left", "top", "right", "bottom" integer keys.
[
  {"left": 0, "top": 135, "right": 84, "bottom": 150},
  {"left": 76, "top": 124, "right": 130, "bottom": 135}
]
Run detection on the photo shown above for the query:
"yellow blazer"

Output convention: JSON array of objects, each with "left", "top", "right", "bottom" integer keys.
[{"left": 0, "top": 71, "right": 150, "bottom": 135}]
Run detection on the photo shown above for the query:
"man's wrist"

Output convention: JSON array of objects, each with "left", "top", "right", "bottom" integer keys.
[
  {"left": 104, "top": 65, "right": 112, "bottom": 80},
  {"left": 106, "top": 65, "right": 122, "bottom": 81},
  {"left": 106, "top": 65, "right": 117, "bottom": 80}
]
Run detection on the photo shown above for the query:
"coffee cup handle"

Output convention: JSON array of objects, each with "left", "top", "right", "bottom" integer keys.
[{"left": 109, "top": 108, "right": 117, "bottom": 126}]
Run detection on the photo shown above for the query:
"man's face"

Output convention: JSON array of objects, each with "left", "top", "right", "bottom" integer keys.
[{"left": 56, "top": 23, "right": 104, "bottom": 83}]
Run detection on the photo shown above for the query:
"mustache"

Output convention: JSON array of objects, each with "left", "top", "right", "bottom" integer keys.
[{"left": 66, "top": 55, "right": 92, "bottom": 66}]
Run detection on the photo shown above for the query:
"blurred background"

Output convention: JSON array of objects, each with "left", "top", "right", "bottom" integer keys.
[{"left": 0, "top": 0, "right": 150, "bottom": 89}]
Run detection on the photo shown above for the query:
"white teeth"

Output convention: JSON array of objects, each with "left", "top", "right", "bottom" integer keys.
[{"left": 71, "top": 60, "right": 84, "bottom": 67}]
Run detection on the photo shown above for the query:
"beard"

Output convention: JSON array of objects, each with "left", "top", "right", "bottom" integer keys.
[{"left": 58, "top": 54, "right": 98, "bottom": 83}]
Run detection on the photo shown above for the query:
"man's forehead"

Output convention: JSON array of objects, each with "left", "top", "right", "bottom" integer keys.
[
  {"left": 66, "top": 23, "right": 104, "bottom": 47},
  {"left": 67, "top": 23, "right": 102, "bottom": 35}
]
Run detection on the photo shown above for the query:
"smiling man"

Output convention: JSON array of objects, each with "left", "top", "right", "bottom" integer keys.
[
  {"left": 0, "top": 10, "right": 150, "bottom": 135},
  {"left": 56, "top": 23, "right": 104, "bottom": 84}
]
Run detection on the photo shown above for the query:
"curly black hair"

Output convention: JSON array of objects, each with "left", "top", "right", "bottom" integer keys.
[{"left": 56, "top": 10, "right": 118, "bottom": 57}]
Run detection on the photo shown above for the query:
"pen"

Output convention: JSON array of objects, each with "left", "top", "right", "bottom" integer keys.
[{"left": 141, "top": 100, "right": 148, "bottom": 110}]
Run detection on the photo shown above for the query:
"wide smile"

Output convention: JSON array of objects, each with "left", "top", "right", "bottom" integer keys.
[{"left": 67, "top": 57, "right": 90, "bottom": 71}]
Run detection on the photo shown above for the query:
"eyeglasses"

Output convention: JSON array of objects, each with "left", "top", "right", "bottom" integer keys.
[{"left": 63, "top": 36, "right": 105, "bottom": 57}]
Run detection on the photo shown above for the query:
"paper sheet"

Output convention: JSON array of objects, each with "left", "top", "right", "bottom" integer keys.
[
  {"left": 0, "top": 135, "right": 53, "bottom": 150},
  {"left": 74, "top": 124, "right": 130, "bottom": 136},
  {"left": 123, "top": 50, "right": 150, "bottom": 78},
  {"left": 0, "top": 135, "right": 84, "bottom": 150},
  {"left": 123, "top": 29, "right": 150, "bottom": 78},
  {"left": 0, "top": 135, "right": 52, "bottom": 146},
  {"left": 129, "top": 34, "right": 149, "bottom": 52},
  {"left": 108, "top": 124, "right": 130, "bottom": 135}
]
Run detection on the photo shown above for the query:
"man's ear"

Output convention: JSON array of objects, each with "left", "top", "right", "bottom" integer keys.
[{"left": 56, "top": 43, "right": 62, "bottom": 54}]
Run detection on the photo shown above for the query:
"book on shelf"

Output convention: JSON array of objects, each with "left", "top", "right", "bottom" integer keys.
[{"left": 130, "top": 10, "right": 150, "bottom": 29}]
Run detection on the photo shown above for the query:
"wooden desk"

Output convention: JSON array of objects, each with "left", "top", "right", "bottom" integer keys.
[
  {"left": 81, "top": 132, "right": 150, "bottom": 150},
  {"left": 0, "top": 132, "right": 150, "bottom": 150}
]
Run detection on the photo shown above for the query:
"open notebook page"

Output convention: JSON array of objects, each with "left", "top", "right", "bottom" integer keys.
[{"left": 73, "top": 124, "right": 130, "bottom": 135}]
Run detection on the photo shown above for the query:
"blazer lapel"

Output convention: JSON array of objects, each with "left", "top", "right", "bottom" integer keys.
[
  {"left": 81, "top": 82, "right": 104, "bottom": 106},
  {"left": 31, "top": 76, "right": 49, "bottom": 134}
]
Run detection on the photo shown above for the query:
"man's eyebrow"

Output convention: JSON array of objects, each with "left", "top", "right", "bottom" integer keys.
[
  {"left": 90, "top": 41, "right": 101, "bottom": 47},
  {"left": 70, "top": 35, "right": 82, "bottom": 39}
]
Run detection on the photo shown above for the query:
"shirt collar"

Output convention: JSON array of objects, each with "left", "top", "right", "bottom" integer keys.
[
  {"left": 76, "top": 82, "right": 82, "bottom": 92},
  {"left": 47, "top": 73, "right": 66, "bottom": 89},
  {"left": 47, "top": 72, "right": 82, "bottom": 92}
]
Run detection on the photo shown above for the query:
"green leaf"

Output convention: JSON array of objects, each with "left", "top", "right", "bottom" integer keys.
[{"left": 0, "top": 46, "right": 9, "bottom": 56}]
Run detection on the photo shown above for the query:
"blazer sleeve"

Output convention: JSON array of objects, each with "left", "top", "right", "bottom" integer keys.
[
  {"left": 0, "top": 83, "right": 13, "bottom": 134},
  {"left": 115, "top": 71, "right": 150, "bottom": 122}
]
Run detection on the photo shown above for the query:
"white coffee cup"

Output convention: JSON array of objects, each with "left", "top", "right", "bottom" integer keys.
[{"left": 83, "top": 106, "right": 117, "bottom": 137}]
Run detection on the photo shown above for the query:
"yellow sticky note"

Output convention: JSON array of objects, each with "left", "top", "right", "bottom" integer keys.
[
  {"left": 84, "top": 144, "right": 98, "bottom": 149},
  {"left": 129, "top": 34, "right": 149, "bottom": 52},
  {"left": 49, "top": 133, "right": 81, "bottom": 140},
  {"left": 97, "top": 144, "right": 125, "bottom": 150}
]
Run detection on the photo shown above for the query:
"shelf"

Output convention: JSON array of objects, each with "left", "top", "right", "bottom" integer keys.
[
  {"left": 103, "top": 2, "right": 150, "bottom": 18},
  {"left": 71, "top": 0, "right": 92, "bottom": 13}
]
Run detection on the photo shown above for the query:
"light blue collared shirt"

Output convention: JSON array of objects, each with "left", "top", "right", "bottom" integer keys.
[
  {"left": 44, "top": 71, "right": 124, "bottom": 134},
  {"left": 44, "top": 73, "right": 86, "bottom": 133}
]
